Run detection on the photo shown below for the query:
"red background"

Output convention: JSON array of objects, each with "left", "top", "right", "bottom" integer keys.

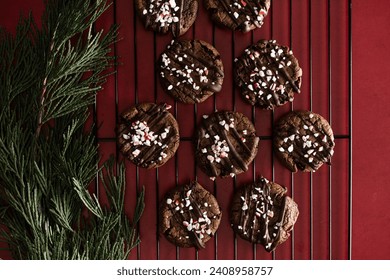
[{"left": 0, "top": 0, "right": 389, "bottom": 260}]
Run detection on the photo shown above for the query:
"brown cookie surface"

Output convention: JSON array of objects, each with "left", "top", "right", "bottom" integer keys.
[
  {"left": 273, "top": 110, "right": 335, "bottom": 172},
  {"left": 195, "top": 111, "right": 259, "bottom": 179},
  {"left": 135, "top": 0, "right": 198, "bottom": 37},
  {"left": 117, "top": 103, "right": 179, "bottom": 169},
  {"left": 203, "top": 0, "right": 271, "bottom": 33},
  {"left": 234, "top": 40, "right": 303, "bottom": 109},
  {"left": 230, "top": 177, "right": 299, "bottom": 252},
  {"left": 160, "top": 181, "right": 222, "bottom": 249},
  {"left": 159, "top": 39, "right": 224, "bottom": 104}
]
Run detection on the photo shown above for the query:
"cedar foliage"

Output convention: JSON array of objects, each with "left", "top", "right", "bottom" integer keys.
[{"left": 0, "top": 0, "right": 144, "bottom": 259}]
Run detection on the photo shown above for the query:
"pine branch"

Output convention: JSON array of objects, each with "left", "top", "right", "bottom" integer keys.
[
  {"left": 73, "top": 178, "right": 104, "bottom": 219},
  {"left": 0, "top": 0, "right": 144, "bottom": 260},
  {"left": 35, "top": 1, "right": 118, "bottom": 137}
]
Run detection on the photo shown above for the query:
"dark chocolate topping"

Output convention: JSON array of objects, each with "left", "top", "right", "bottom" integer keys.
[
  {"left": 171, "top": 0, "right": 183, "bottom": 37},
  {"left": 159, "top": 39, "right": 224, "bottom": 104},
  {"left": 196, "top": 111, "right": 259, "bottom": 179},
  {"left": 205, "top": 0, "right": 271, "bottom": 32},
  {"left": 274, "top": 111, "right": 335, "bottom": 172},
  {"left": 235, "top": 39, "right": 302, "bottom": 109},
  {"left": 138, "top": 0, "right": 198, "bottom": 37},
  {"left": 118, "top": 103, "right": 178, "bottom": 168},
  {"left": 163, "top": 181, "right": 221, "bottom": 249},
  {"left": 233, "top": 177, "right": 287, "bottom": 252}
]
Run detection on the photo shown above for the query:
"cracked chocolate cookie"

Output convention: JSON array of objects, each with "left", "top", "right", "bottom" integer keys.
[
  {"left": 234, "top": 40, "right": 303, "bottom": 109},
  {"left": 195, "top": 111, "right": 259, "bottom": 180},
  {"left": 160, "top": 181, "right": 222, "bottom": 249},
  {"left": 230, "top": 177, "right": 299, "bottom": 252},
  {"left": 273, "top": 110, "right": 335, "bottom": 172},
  {"left": 159, "top": 39, "right": 224, "bottom": 104},
  {"left": 203, "top": 0, "right": 271, "bottom": 32},
  {"left": 117, "top": 103, "right": 179, "bottom": 168},
  {"left": 135, "top": 0, "right": 198, "bottom": 37}
]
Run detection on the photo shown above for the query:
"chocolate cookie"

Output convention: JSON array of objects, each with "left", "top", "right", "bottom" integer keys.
[
  {"left": 135, "top": 0, "right": 198, "bottom": 37},
  {"left": 195, "top": 111, "right": 259, "bottom": 180},
  {"left": 160, "top": 181, "right": 222, "bottom": 249},
  {"left": 203, "top": 0, "right": 271, "bottom": 32},
  {"left": 273, "top": 110, "right": 335, "bottom": 172},
  {"left": 230, "top": 177, "right": 299, "bottom": 252},
  {"left": 117, "top": 103, "right": 179, "bottom": 168},
  {"left": 159, "top": 39, "right": 224, "bottom": 104},
  {"left": 234, "top": 40, "right": 303, "bottom": 109}
]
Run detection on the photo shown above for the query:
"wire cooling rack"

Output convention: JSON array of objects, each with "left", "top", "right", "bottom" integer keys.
[{"left": 94, "top": 0, "right": 352, "bottom": 260}]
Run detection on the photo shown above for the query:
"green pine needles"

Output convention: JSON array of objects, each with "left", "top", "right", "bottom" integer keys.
[{"left": 0, "top": 0, "right": 144, "bottom": 259}]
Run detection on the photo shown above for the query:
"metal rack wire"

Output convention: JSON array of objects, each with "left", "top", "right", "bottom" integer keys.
[{"left": 96, "top": 0, "right": 353, "bottom": 260}]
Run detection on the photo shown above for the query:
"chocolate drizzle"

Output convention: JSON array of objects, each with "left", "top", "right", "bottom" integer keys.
[
  {"left": 211, "top": 0, "right": 271, "bottom": 32},
  {"left": 159, "top": 39, "right": 224, "bottom": 104},
  {"left": 234, "top": 177, "right": 287, "bottom": 252},
  {"left": 196, "top": 111, "right": 259, "bottom": 178},
  {"left": 164, "top": 182, "right": 221, "bottom": 249},
  {"left": 117, "top": 103, "right": 178, "bottom": 168},
  {"left": 172, "top": 0, "right": 183, "bottom": 37},
  {"left": 275, "top": 111, "right": 335, "bottom": 172},
  {"left": 235, "top": 39, "right": 302, "bottom": 109},
  {"left": 140, "top": 0, "right": 196, "bottom": 37},
  {"left": 215, "top": 0, "right": 241, "bottom": 26}
]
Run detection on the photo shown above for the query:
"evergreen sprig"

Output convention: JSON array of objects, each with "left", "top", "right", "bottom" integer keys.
[{"left": 0, "top": 0, "right": 144, "bottom": 259}]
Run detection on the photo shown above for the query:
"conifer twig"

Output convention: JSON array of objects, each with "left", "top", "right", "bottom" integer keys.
[{"left": 0, "top": 0, "right": 144, "bottom": 260}]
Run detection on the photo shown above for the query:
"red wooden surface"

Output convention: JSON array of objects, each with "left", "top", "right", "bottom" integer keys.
[{"left": 0, "top": 0, "right": 389, "bottom": 260}]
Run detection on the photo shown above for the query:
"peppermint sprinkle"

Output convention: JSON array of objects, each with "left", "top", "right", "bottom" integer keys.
[
  {"left": 145, "top": 0, "right": 180, "bottom": 28},
  {"left": 125, "top": 118, "right": 171, "bottom": 163},
  {"left": 132, "top": 149, "right": 140, "bottom": 157},
  {"left": 206, "top": 135, "right": 230, "bottom": 164},
  {"left": 161, "top": 41, "right": 216, "bottom": 96}
]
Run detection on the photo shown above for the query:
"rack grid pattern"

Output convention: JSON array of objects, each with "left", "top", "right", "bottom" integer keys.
[{"left": 94, "top": 0, "right": 352, "bottom": 260}]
